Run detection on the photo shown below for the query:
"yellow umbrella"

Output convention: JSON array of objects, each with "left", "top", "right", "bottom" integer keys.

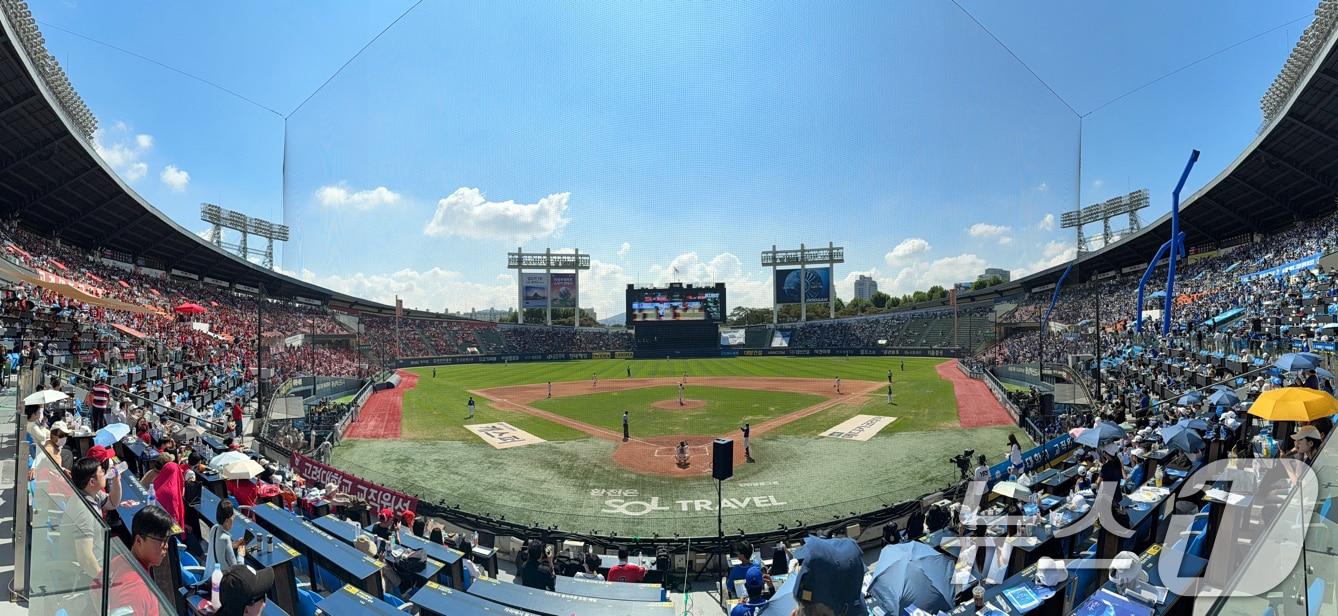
[{"left": 1246, "top": 387, "right": 1338, "bottom": 422}]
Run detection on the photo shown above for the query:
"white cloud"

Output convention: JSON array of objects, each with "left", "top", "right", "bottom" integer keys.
[
  {"left": 1035, "top": 182, "right": 1049, "bottom": 192},
  {"left": 884, "top": 238, "right": 931, "bottom": 266},
  {"left": 160, "top": 164, "right": 190, "bottom": 192},
  {"left": 646, "top": 252, "right": 772, "bottom": 308},
  {"left": 424, "top": 187, "right": 570, "bottom": 242},
  {"left": 1012, "top": 240, "right": 1077, "bottom": 278},
  {"left": 315, "top": 183, "right": 402, "bottom": 210},
  {"left": 92, "top": 122, "right": 153, "bottom": 183},
  {"left": 1038, "top": 213, "right": 1055, "bottom": 231},
  {"left": 290, "top": 266, "right": 516, "bottom": 315},
  {"left": 1092, "top": 179, "right": 1104, "bottom": 189},
  {"left": 886, "top": 253, "right": 989, "bottom": 296},
  {"left": 618, "top": 242, "right": 631, "bottom": 257},
  {"left": 967, "top": 223, "right": 1011, "bottom": 238},
  {"left": 967, "top": 222, "right": 1012, "bottom": 245}
]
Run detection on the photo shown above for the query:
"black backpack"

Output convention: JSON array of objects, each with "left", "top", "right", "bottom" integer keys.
[{"left": 392, "top": 548, "right": 427, "bottom": 575}]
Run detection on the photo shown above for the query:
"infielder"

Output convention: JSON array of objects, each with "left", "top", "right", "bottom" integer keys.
[
  {"left": 467, "top": 396, "right": 475, "bottom": 419},
  {"left": 741, "top": 423, "right": 752, "bottom": 462},
  {"left": 592, "top": 373, "right": 598, "bottom": 388},
  {"left": 678, "top": 382, "right": 685, "bottom": 406},
  {"left": 887, "top": 384, "right": 894, "bottom": 404},
  {"left": 547, "top": 381, "right": 552, "bottom": 399},
  {"left": 834, "top": 376, "right": 842, "bottom": 394},
  {"left": 622, "top": 411, "right": 629, "bottom": 442}
]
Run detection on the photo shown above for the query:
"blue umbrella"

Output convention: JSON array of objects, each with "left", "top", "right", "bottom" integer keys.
[
  {"left": 1075, "top": 421, "right": 1126, "bottom": 448},
  {"left": 868, "top": 542, "right": 956, "bottom": 615},
  {"left": 1177, "top": 392, "right": 1203, "bottom": 406},
  {"left": 1275, "top": 352, "right": 1324, "bottom": 372},
  {"left": 93, "top": 423, "right": 130, "bottom": 447},
  {"left": 1160, "top": 424, "right": 1205, "bottom": 453},
  {"left": 1148, "top": 290, "right": 1167, "bottom": 299},
  {"left": 1207, "top": 389, "right": 1239, "bottom": 407},
  {"left": 1317, "top": 367, "right": 1335, "bottom": 380},
  {"left": 1177, "top": 417, "right": 1210, "bottom": 432}
]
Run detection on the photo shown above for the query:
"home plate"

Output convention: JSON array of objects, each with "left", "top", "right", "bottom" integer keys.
[
  {"left": 465, "top": 422, "right": 546, "bottom": 449},
  {"left": 822, "top": 415, "right": 897, "bottom": 441}
]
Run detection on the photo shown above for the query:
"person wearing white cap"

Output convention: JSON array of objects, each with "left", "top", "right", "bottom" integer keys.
[
  {"left": 44, "top": 420, "right": 72, "bottom": 470},
  {"left": 1288, "top": 425, "right": 1323, "bottom": 465}
]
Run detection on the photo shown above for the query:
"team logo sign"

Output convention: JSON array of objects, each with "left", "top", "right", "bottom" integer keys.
[
  {"left": 465, "top": 422, "right": 546, "bottom": 449},
  {"left": 822, "top": 415, "right": 897, "bottom": 441}
]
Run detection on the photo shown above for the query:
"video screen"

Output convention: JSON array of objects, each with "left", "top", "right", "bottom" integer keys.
[{"left": 627, "top": 287, "right": 724, "bottom": 324}]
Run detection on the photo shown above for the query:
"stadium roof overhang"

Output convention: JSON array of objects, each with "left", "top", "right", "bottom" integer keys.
[{"left": 1001, "top": 22, "right": 1338, "bottom": 295}]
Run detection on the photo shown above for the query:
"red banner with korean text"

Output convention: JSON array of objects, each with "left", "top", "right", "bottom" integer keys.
[{"left": 289, "top": 452, "right": 418, "bottom": 513}]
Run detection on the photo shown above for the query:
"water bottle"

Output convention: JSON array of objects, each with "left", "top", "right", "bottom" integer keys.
[
  {"left": 146, "top": 488, "right": 156, "bottom": 508},
  {"left": 210, "top": 564, "right": 223, "bottom": 608}
]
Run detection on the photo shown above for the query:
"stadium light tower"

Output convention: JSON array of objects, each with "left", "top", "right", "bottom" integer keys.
[
  {"left": 200, "top": 203, "right": 289, "bottom": 269},
  {"left": 1059, "top": 189, "right": 1149, "bottom": 251}
]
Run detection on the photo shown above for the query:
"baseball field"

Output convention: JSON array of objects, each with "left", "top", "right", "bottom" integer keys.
[{"left": 330, "top": 356, "right": 1024, "bottom": 537}]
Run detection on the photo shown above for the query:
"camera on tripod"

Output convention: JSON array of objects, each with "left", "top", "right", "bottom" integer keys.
[{"left": 950, "top": 449, "right": 975, "bottom": 479}]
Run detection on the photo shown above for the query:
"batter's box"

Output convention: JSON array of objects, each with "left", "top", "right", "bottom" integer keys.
[{"left": 653, "top": 444, "right": 711, "bottom": 457}]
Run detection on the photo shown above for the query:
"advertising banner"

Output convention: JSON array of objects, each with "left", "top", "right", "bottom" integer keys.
[
  {"left": 985, "top": 433, "right": 1076, "bottom": 484},
  {"left": 465, "top": 422, "right": 547, "bottom": 449},
  {"left": 290, "top": 452, "right": 418, "bottom": 512},
  {"left": 522, "top": 273, "right": 550, "bottom": 308},
  {"left": 822, "top": 415, "right": 897, "bottom": 441},
  {"left": 549, "top": 273, "right": 577, "bottom": 308},
  {"left": 1239, "top": 252, "right": 1321, "bottom": 282},
  {"left": 774, "top": 267, "right": 831, "bottom": 304}
]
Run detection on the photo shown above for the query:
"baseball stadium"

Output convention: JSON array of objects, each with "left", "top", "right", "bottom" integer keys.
[{"left": 3, "top": 2, "right": 1338, "bottom": 615}]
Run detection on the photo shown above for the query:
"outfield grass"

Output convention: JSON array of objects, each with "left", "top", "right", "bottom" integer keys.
[
  {"left": 401, "top": 356, "right": 953, "bottom": 441},
  {"left": 529, "top": 385, "right": 826, "bottom": 437}
]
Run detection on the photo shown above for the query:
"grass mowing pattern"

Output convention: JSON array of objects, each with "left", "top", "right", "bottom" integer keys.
[{"left": 529, "top": 385, "right": 825, "bottom": 437}]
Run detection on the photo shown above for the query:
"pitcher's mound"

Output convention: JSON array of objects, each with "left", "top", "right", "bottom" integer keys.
[{"left": 651, "top": 399, "right": 705, "bottom": 410}]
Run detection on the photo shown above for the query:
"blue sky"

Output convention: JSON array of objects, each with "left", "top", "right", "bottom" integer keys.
[{"left": 26, "top": 0, "right": 1321, "bottom": 317}]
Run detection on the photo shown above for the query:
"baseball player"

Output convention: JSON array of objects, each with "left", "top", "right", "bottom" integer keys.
[
  {"left": 834, "top": 376, "right": 841, "bottom": 394},
  {"left": 678, "top": 382, "right": 686, "bottom": 406},
  {"left": 622, "top": 411, "right": 630, "bottom": 442},
  {"left": 592, "top": 373, "right": 598, "bottom": 388},
  {"left": 547, "top": 381, "right": 552, "bottom": 399},
  {"left": 467, "top": 396, "right": 475, "bottom": 419},
  {"left": 887, "top": 384, "right": 894, "bottom": 404},
  {"left": 741, "top": 423, "right": 752, "bottom": 462}
]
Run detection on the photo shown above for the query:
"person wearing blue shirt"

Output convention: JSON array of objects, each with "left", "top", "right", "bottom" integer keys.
[
  {"left": 724, "top": 541, "right": 758, "bottom": 598},
  {"left": 729, "top": 566, "right": 773, "bottom": 616}
]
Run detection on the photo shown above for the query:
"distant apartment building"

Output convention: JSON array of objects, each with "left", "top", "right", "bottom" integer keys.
[{"left": 854, "top": 275, "right": 878, "bottom": 300}]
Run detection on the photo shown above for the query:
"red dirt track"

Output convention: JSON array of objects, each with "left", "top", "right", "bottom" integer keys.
[
  {"left": 345, "top": 370, "right": 415, "bottom": 439},
  {"left": 472, "top": 377, "right": 882, "bottom": 477},
  {"left": 936, "top": 360, "right": 1014, "bottom": 428}
]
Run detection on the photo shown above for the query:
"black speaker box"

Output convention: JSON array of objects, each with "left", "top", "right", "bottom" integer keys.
[{"left": 712, "top": 438, "right": 733, "bottom": 481}]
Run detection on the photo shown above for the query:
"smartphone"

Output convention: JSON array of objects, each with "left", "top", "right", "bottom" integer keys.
[{"left": 243, "top": 529, "right": 256, "bottom": 544}]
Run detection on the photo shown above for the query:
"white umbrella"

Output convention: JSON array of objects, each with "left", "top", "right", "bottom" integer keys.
[
  {"left": 219, "top": 459, "right": 265, "bottom": 480},
  {"left": 991, "top": 481, "right": 1032, "bottom": 500},
  {"left": 24, "top": 390, "right": 69, "bottom": 406},
  {"left": 173, "top": 425, "right": 206, "bottom": 439},
  {"left": 209, "top": 451, "right": 250, "bottom": 468}
]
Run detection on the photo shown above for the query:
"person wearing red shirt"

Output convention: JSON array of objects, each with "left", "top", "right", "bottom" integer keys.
[
  {"left": 606, "top": 547, "right": 646, "bottom": 583},
  {"left": 106, "top": 505, "right": 175, "bottom": 616},
  {"left": 231, "top": 399, "right": 244, "bottom": 439},
  {"left": 227, "top": 477, "right": 259, "bottom": 509}
]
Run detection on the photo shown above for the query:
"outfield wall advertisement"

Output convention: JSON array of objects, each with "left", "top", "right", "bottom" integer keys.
[{"left": 396, "top": 346, "right": 959, "bottom": 367}]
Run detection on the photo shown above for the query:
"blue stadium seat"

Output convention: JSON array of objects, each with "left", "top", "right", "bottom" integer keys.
[
  {"left": 176, "top": 545, "right": 207, "bottom": 588},
  {"left": 1066, "top": 557, "right": 1100, "bottom": 608},
  {"left": 1307, "top": 578, "right": 1324, "bottom": 616},
  {"left": 296, "top": 587, "right": 320, "bottom": 616}
]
